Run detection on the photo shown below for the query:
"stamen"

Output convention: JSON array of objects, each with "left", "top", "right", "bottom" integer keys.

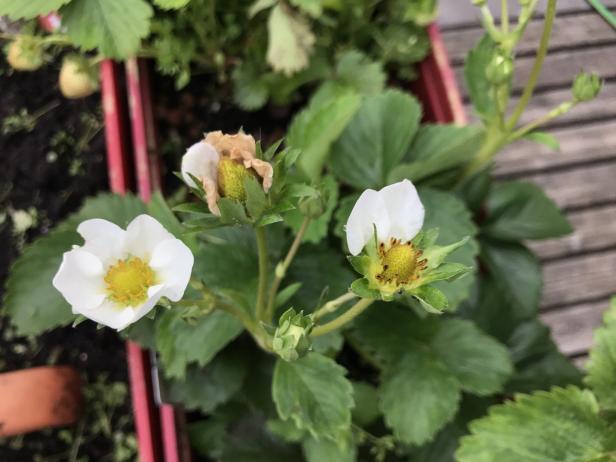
[{"left": 104, "top": 256, "right": 157, "bottom": 308}]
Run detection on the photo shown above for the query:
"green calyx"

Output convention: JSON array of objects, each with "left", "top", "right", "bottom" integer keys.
[
  {"left": 217, "top": 157, "right": 259, "bottom": 202},
  {"left": 272, "top": 308, "right": 314, "bottom": 362},
  {"left": 348, "top": 229, "right": 472, "bottom": 311}
]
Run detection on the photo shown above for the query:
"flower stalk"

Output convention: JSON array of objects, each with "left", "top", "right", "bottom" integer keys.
[
  {"left": 312, "top": 298, "right": 374, "bottom": 337},
  {"left": 255, "top": 227, "right": 270, "bottom": 322},
  {"left": 265, "top": 216, "right": 311, "bottom": 321},
  {"left": 313, "top": 292, "right": 358, "bottom": 320}
]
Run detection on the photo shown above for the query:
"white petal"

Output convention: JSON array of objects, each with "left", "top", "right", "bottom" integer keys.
[
  {"left": 379, "top": 179, "right": 425, "bottom": 242},
  {"left": 72, "top": 299, "right": 137, "bottom": 331},
  {"left": 149, "top": 239, "right": 194, "bottom": 301},
  {"left": 123, "top": 214, "right": 174, "bottom": 260},
  {"left": 77, "top": 218, "right": 125, "bottom": 264},
  {"left": 181, "top": 141, "right": 219, "bottom": 188},
  {"left": 53, "top": 248, "right": 106, "bottom": 310},
  {"left": 345, "top": 189, "right": 390, "bottom": 256}
]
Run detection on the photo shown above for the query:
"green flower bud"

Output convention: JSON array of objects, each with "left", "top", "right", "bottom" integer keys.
[
  {"left": 572, "top": 72, "right": 602, "bottom": 102},
  {"left": 272, "top": 308, "right": 314, "bottom": 362},
  {"left": 485, "top": 52, "right": 513, "bottom": 85}
]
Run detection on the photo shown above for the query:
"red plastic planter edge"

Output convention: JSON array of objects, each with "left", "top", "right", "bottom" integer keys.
[{"left": 100, "top": 22, "right": 463, "bottom": 462}]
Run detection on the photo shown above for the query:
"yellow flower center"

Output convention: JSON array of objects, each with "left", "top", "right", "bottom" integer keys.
[
  {"left": 376, "top": 239, "right": 427, "bottom": 286},
  {"left": 104, "top": 256, "right": 157, "bottom": 307},
  {"left": 217, "top": 157, "right": 258, "bottom": 202}
]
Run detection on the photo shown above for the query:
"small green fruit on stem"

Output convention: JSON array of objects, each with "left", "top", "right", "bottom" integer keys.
[
  {"left": 572, "top": 72, "right": 602, "bottom": 102},
  {"left": 59, "top": 57, "right": 99, "bottom": 99},
  {"left": 6, "top": 36, "right": 44, "bottom": 71}
]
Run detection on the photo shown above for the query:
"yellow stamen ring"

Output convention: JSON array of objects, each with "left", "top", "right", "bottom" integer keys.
[
  {"left": 375, "top": 238, "right": 427, "bottom": 286},
  {"left": 104, "top": 256, "right": 157, "bottom": 307}
]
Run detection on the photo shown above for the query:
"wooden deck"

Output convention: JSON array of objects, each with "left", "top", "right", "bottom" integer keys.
[{"left": 439, "top": 0, "right": 616, "bottom": 360}]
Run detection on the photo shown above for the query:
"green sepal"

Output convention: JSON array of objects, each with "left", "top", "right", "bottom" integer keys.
[
  {"left": 411, "top": 285, "right": 449, "bottom": 313},
  {"left": 350, "top": 278, "right": 381, "bottom": 300},
  {"left": 244, "top": 175, "right": 268, "bottom": 219},
  {"left": 422, "top": 236, "right": 470, "bottom": 270},
  {"left": 347, "top": 255, "right": 372, "bottom": 276},
  {"left": 218, "top": 198, "right": 251, "bottom": 225},
  {"left": 419, "top": 262, "right": 471, "bottom": 285},
  {"left": 412, "top": 228, "right": 440, "bottom": 250},
  {"left": 172, "top": 201, "right": 210, "bottom": 215}
]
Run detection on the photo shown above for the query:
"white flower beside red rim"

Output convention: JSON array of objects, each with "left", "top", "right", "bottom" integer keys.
[{"left": 53, "top": 215, "right": 193, "bottom": 330}]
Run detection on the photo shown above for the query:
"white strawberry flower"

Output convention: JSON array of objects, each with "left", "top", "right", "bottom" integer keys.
[
  {"left": 346, "top": 179, "right": 425, "bottom": 256},
  {"left": 53, "top": 215, "right": 194, "bottom": 330}
]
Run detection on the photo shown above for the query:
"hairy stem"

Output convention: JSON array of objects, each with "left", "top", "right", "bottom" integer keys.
[
  {"left": 312, "top": 299, "right": 374, "bottom": 337},
  {"left": 255, "top": 227, "right": 269, "bottom": 322},
  {"left": 507, "top": 0, "right": 557, "bottom": 130},
  {"left": 313, "top": 292, "right": 358, "bottom": 320},
  {"left": 265, "top": 216, "right": 310, "bottom": 322}
]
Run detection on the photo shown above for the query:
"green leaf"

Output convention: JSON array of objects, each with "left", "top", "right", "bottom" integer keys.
[
  {"left": 155, "top": 309, "right": 243, "bottom": 378},
  {"left": 302, "top": 434, "right": 356, "bottom": 462},
  {"left": 189, "top": 418, "right": 227, "bottom": 460},
  {"left": 484, "top": 181, "right": 572, "bottom": 241},
  {"left": 331, "top": 90, "right": 421, "bottom": 189},
  {"left": 3, "top": 193, "right": 146, "bottom": 335},
  {"left": 380, "top": 350, "right": 461, "bottom": 445},
  {"left": 147, "top": 191, "right": 186, "bottom": 241},
  {"left": 3, "top": 230, "right": 78, "bottom": 335},
  {"left": 457, "top": 387, "right": 615, "bottom": 462},
  {"left": 162, "top": 347, "right": 247, "bottom": 413},
  {"left": 420, "top": 188, "right": 479, "bottom": 309},
  {"left": 0, "top": 0, "right": 71, "bottom": 19},
  {"left": 153, "top": 0, "right": 190, "bottom": 9},
  {"left": 432, "top": 319, "right": 512, "bottom": 395},
  {"left": 480, "top": 239, "right": 541, "bottom": 319},
  {"left": 351, "top": 382, "right": 380, "bottom": 426},
  {"left": 232, "top": 64, "right": 270, "bottom": 111},
  {"left": 585, "top": 305, "right": 616, "bottom": 410},
  {"left": 288, "top": 244, "right": 355, "bottom": 311},
  {"left": 524, "top": 131, "right": 560, "bottom": 151},
  {"left": 505, "top": 319, "right": 582, "bottom": 393},
  {"left": 61, "top": 0, "right": 153, "bottom": 59},
  {"left": 464, "top": 34, "right": 499, "bottom": 120},
  {"left": 289, "top": 85, "right": 361, "bottom": 181},
  {"left": 272, "top": 353, "right": 354, "bottom": 441},
  {"left": 335, "top": 50, "right": 385, "bottom": 96},
  {"left": 266, "top": 3, "right": 315, "bottom": 76},
  {"left": 388, "top": 125, "right": 485, "bottom": 184}
]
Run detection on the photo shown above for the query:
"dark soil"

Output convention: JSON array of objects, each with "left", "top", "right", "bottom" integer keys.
[{"left": 0, "top": 56, "right": 135, "bottom": 461}]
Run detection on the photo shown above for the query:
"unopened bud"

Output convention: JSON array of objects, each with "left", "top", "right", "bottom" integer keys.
[
  {"left": 272, "top": 308, "right": 314, "bottom": 362},
  {"left": 572, "top": 72, "right": 602, "bottom": 102}
]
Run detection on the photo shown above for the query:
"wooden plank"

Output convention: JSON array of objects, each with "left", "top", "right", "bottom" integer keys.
[
  {"left": 541, "top": 250, "right": 616, "bottom": 307},
  {"left": 493, "top": 119, "right": 616, "bottom": 176},
  {"left": 455, "top": 45, "right": 616, "bottom": 96},
  {"left": 541, "top": 299, "right": 606, "bottom": 354},
  {"left": 530, "top": 204, "right": 616, "bottom": 260},
  {"left": 444, "top": 12, "right": 616, "bottom": 64},
  {"left": 503, "top": 162, "right": 616, "bottom": 208},
  {"left": 439, "top": 0, "right": 616, "bottom": 28}
]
